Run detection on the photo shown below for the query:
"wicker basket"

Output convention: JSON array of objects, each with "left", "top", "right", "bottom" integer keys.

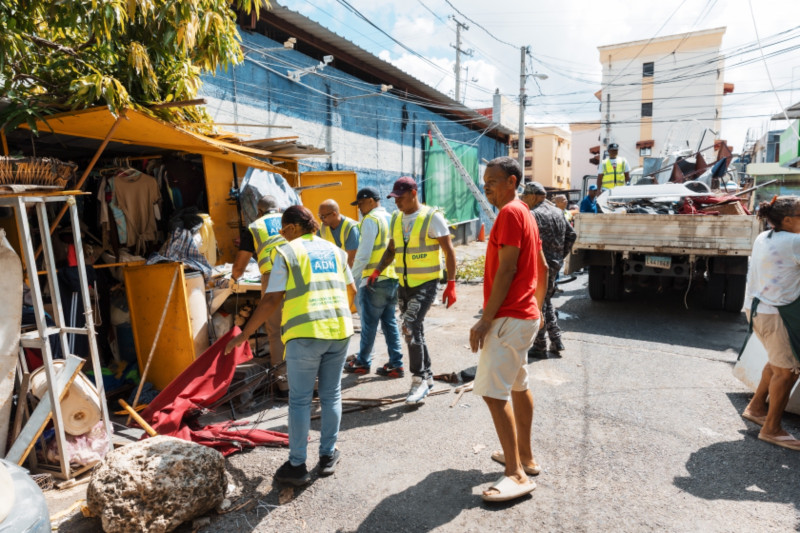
[{"left": 0, "top": 157, "right": 78, "bottom": 189}]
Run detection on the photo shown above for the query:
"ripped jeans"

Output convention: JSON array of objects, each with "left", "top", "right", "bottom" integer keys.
[{"left": 398, "top": 279, "right": 439, "bottom": 379}]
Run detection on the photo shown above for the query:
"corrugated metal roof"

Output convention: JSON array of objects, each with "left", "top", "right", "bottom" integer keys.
[{"left": 258, "top": 4, "right": 514, "bottom": 140}]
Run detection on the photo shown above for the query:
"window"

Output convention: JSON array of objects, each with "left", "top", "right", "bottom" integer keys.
[
  {"left": 556, "top": 158, "right": 561, "bottom": 165},
  {"left": 524, "top": 139, "right": 532, "bottom": 149},
  {"left": 567, "top": 161, "right": 571, "bottom": 167},
  {"left": 643, "top": 62, "right": 654, "bottom": 77},
  {"left": 641, "top": 102, "right": 653, "bottom": 117},
  {"left": 511, "top": 140, "right": 518, "bottom": 149},
  {"left": 639, "top": 147, "right": 652, "bottom": 156},
  {"left": 524, "top": 157, "right": 532, "bottom": 168}
]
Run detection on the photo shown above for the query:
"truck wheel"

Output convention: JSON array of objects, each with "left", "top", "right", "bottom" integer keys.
[
  {"left": 704, "top": 273, "right": 725, "bottom": 310},
  {"left": 604, "top": 265, "right": 624, "bottom": 301},
  {"left": 588, "top": 265, "right": 605, "bottom": 301},
  {"left": 724, "top": 274, "right": 746, "bottom": 313}
]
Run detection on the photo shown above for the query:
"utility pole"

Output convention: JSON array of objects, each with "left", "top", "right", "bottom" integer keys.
[
  {"left": 451, "top": 17, "right": 472, "bottom": 103},
  {"left": 518, "top": 45, "right": 528, "bottom": 175}
]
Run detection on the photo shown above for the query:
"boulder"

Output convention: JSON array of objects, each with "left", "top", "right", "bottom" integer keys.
[{"left": 87, "top": 436, "right": 225, "bottom": 533}]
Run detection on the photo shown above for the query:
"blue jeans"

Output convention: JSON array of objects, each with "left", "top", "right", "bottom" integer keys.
[
  {"left": 356, "top": 279, "right": 404, "bottom": 368},
  {"left": 285, "top": 337, "right": 350, "bottom": 466}
]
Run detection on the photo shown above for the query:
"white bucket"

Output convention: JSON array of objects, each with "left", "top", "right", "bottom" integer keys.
[
  {"left": 184, "top": 271, "right": 210, "bottom": 357},
  {"left": 31, "top": 361, "right": 101, "bottom": 436},
  {"left": 732, "top": 334, "right": 800, "bottom": 415}
]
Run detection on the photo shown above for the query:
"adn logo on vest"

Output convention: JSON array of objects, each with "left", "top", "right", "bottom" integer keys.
[
  {"left": 310, "top": 250, "right": 338, "bottom": 274},
  {"left": 264, "top": 217, "right": 282, "bottom": 235},
  {"left": 411, "top": 253, "right": 428, "bottom": 260}
]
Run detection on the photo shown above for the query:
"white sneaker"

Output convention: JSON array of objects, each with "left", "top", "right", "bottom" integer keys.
[
  {"left": 406, "top": 376, "right": 430, "bottom": 405},
  {"left": 426, "top": 376, "right": 434, "bottom": 390}
]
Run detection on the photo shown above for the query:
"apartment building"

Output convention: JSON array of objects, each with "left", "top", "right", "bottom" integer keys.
[{"left": 597, "top": 27, "right": 732, "bottom": 168}]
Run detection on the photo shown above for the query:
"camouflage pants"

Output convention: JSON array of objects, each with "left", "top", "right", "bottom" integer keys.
[{"left": 533, "top": 267, "right": 560, "bottom": 350}]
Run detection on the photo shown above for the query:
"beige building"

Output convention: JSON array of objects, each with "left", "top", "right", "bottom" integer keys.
[
  {"left": 597, "top": 27, "right": 731, "bottom": 168},
  {"left": 509, "top": 126, "right": 536, "bottom": 183},
  {"left": 510, "top": 126, "right": 572, "bottom": 189},
  {"left": 532, "top": 126, "right": 571, "bottom": 189}
]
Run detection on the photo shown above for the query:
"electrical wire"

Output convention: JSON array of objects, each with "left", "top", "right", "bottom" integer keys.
[
  {"left": 441, "top": 0, "right": 519, "bottom": 50},
  {"left": 748, "top": 0, "right": 799, "bottom": 139}
]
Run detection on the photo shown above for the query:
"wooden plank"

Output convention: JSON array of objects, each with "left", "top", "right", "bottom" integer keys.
[
  {"left": 10, "top": 372, "right": 29, "bottom": 442},
  {"left": 5, "top": 355, "right": 84, "bottom": 465},
  {"left": 124, "top": 263, "right": 194, "bottom": 390},
  {"left": 574, "top": 213, "right": 760, "bottom": 254}
]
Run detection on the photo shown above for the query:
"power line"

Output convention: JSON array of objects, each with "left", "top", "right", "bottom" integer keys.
[{"left": 441, "top": 0, "right": 518, "bottom": 49}]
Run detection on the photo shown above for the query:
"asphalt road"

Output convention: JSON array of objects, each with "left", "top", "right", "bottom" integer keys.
[{"left": 53, "top": 243, "right": 800, "bottom": 532}]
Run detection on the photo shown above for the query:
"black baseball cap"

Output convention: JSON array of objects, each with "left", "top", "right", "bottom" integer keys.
[
  {"left": 608, "top": 142, "right": 619, "bottom": 150},
  {"left": 351, "top": 187, "right": 380, "bottom": 205}
]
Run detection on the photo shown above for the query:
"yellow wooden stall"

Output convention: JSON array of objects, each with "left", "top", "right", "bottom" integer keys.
[
  {"left": 124, "top": 263, "right": 195, "bottom": 391},
  {"left": 298, "top": 171, "right": 359, "bottom": 222}
]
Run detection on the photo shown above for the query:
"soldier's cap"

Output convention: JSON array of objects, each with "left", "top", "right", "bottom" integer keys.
[
  {"left": 351, "top": 187, "right": 380, "bottom": 205},
  {"left": 387, "top": 176, "right": 417, "bottom": 198},
  {"left": 608, "top": 142, "right": 619, "bottom": 151},
  {"left": 522, "top": 182, "right": 547, "bottom": 196}
]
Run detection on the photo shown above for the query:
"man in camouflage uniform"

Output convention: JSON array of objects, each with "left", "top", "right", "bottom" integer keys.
[{"left": 520, "top": 182, "right": 576, "bottom": 357}]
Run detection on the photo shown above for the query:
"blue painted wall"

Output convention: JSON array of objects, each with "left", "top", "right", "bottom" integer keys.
[{"left": 200, "top": 30, "right": 508, "bottom": 205}]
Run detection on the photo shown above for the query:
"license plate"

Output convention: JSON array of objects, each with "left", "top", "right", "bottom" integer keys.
[{"left": 645, "top": 255, "right": 672, "bottom": 269}]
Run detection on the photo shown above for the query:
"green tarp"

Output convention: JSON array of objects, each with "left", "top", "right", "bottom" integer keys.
[{"left": 423, "top": 136, "right": 480, "bottom": 224}]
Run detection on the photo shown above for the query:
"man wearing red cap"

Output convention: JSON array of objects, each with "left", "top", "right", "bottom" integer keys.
[{"left": 369, "top": 176, "right": 457, "bottom": 405}]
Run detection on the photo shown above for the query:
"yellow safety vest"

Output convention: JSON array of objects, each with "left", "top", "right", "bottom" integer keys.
[
  {"left": 320, "top": 216, "right": 356, "bottom": 250},
  {"left": 390, "top": 206, "right": 443, "bottom": 287},
  {"left": 276, "top": 235, "right": 353, "bottom": 344},
  {"left": 248, "top": 213, "right": 285, "bottom": 274},
  {"left": 362, "top": 210, "right": 397, "bottom": 280},
  {"left": 601, "top": 158, "right": 627, "bottom": 189}
]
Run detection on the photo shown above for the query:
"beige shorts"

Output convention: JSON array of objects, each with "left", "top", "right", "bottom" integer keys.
[
  {"left": 747, "top": 310, "right": 800, "bottom": 371},
  {"left": 473, "top": 317, "right": 539, "bottom": 401}
]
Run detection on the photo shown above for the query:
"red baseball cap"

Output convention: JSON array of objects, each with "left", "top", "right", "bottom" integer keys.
[{"left": 387, "top": 176, "right": 417, "bottom": 198}]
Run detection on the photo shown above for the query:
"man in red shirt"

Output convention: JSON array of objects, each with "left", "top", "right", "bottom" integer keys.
[{"left": 470, "top": 156, "right": 548, "bottom": 502}]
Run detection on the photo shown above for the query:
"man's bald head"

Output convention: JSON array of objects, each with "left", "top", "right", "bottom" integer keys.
[
  {"left": 318, "top": 199, "right": 344, "bottom": 228},
  {"left": 319, "top": 199, "right": 340, "bottom": 214}
]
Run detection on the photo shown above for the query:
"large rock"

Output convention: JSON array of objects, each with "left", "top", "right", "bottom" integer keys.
[{"left": 87, "top": 436, "right": 225, "bottom": 533}]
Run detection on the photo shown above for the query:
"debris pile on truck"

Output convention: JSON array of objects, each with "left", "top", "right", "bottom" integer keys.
[{"left": 568, "top": 182, "right": 760, "bottom": 311}]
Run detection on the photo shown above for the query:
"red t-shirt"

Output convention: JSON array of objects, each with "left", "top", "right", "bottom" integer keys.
[{"left": 484, "top": 199, "right": 541, "bottom": 320}]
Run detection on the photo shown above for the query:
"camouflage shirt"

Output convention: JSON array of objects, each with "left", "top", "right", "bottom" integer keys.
[{"left": 532, "top": 200, "right": 577, "bottom": 270}]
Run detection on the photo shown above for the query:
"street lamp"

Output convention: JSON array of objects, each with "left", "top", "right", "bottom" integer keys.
[{"left": 518, "top": 66, "right": 548, "bottom": 182}]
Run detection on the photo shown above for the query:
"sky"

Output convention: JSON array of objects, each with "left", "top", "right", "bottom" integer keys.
[{"left": 279, "top": 0, "right": 800, "bottom": 153}]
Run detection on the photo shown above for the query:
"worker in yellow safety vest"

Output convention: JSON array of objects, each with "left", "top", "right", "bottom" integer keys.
[
  {"left": 318, "top": 199, "right": 360, "bottom": 267},
  {"left": 231, "top": 195, "right": 287, "bottom": 392},
  {"left": 226, "top": 205, "right": 356, "bottom": 485},
  {"left": 597, "top": 142, "right": 630, "bottom": 189},
  {"left": 343, "top": 187, "right": 405, "bottom": 378},
  {"left": 368, "top": 176, "right": 457, "bottom": 406}
]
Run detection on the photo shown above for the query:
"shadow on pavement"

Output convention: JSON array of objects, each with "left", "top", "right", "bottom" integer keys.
[
  {"left": 556, "top": 275, "right": 748, "bottom": 353},
  {"left": 674, "top": 392, "right": 800, "bottom": 529},
  {"left": 349, "top": 468, "right": 523, "bottom": 533},
  {"left": 673, "top": 430, "right": 800, "bottom": 529}
]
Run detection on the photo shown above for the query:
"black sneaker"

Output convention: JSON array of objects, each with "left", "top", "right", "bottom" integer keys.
[
  {"left": 551, "top": 339, "right": 565, "bottom": 352},
  {"left": 375, "top": 363, "right": 405, "bottom": 378},
  {"left": 318, "top": 449, "right": 341, "bottom": 476},
  {"left": 528, "top": 347, "right": 547, "bottom": 360},
  {"left": 343, "top": 360, "right": 370, "bottom": 374},
  {"left": 274, "top": 461, "right": 311, "bottom": 486}
]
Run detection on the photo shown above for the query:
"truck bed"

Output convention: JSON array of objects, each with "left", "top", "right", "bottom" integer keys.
[{"left": 572, "top": 213, "right": 761, "bottom": 256}]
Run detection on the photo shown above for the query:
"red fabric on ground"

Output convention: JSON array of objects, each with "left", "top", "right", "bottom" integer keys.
[{"left": 141, "top": 327, "right": 288, "bottom": 455}]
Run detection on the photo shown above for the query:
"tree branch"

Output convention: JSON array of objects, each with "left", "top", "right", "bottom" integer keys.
[{"left": 22, "top": 33, "right": 78, "bottom": 57}]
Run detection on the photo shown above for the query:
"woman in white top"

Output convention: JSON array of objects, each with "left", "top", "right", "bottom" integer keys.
[{"left": 742, "top": 195, "right": 800, "bottom": 451}]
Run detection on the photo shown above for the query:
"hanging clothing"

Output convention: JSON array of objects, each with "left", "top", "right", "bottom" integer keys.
[{"left": 113, "top": 170, "right": 161, "bottom": 255}]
